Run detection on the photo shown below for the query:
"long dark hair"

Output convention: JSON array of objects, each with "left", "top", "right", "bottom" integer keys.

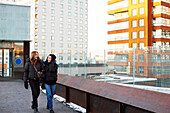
[{"left": 30, "top": 51, "right": 42, "bottom": 66}]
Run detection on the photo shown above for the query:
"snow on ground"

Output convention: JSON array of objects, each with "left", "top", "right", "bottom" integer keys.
[
  {"left": 111, "top": 83, "right": 170, "bottom": 94},
  {"left": 41, "top": 89, "right": 86, "bottom": 113},
  {"left": 94, "top": 74, "right": 157, "bottom": 83}
]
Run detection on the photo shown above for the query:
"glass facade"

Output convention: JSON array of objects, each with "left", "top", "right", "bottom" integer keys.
[{"left": 0, "top": 4, "right": 30, "bottom": 41}]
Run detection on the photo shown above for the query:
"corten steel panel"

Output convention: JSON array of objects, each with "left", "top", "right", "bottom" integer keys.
[
  {"left": 55, "top": 84, "right": 66, "bottom": 98},
  {"left": 57, "top": 74, "right": 170, "bottom": 113},
  {"left": 152, "top": 38, "right": 170, "bottom": 42},
  {"left": 68, "top": 88, "right": 86, "bottom": 108},
  {"left": 123, "top": 104, "right": 153, "bottom": 113},
  {"left": 89, "top": 94, "right": 120, "bottom": 113}
]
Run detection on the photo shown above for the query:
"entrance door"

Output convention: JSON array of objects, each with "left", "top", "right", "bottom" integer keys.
[{"left": 0, "top": 49, "right": 13, "bottom": 77}]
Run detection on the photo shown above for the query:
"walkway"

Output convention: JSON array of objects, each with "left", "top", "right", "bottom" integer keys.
[{"left": 0, "top": 79, "right": 78, "bottom": 113}]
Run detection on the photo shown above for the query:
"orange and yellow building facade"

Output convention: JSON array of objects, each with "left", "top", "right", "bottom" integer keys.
[{"left": 107, "top": 0, "right": 170, "bottom": 78}]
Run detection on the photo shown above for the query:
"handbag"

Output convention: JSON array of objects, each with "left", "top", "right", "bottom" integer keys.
[{"left": 33, "top": 65, "right": 43, "bottom": 78}]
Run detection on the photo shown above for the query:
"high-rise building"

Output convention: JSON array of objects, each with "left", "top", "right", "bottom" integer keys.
[
  {"left": 34, "top": 0, "right": 88, "bottom": 64},
  {"left": 107, "top": 0, "right": 170, "bottom": 78}
]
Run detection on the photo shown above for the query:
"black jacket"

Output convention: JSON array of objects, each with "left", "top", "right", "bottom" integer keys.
[
  {"left": 24, "top": 58, "right": 43, "bottom": 82},
  {"left": 42, "top": 60, "right": 58, "bottom": 85}
]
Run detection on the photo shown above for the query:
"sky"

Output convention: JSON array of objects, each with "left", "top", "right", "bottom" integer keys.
[{"left": 88, "top": 0, "right": 108, "bottom": 51}]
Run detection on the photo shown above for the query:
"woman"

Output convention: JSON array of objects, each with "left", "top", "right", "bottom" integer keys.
[
  {"left": 42, "top": 54, "right": 58, "bottom": 113},
  {"left": 24, "top": 51, "right": 43, "bottom": 113}
]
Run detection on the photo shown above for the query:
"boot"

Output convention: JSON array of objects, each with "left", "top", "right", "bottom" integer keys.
[{"left": 50, "top": 110, "right": 54, "bottom": 113}]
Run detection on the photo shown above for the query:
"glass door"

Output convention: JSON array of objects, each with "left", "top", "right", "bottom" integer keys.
[{"left": 0, "top": 49, "right": 13, "bottom": 77}]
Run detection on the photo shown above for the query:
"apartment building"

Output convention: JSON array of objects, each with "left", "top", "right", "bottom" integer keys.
[{"left": 107, "top": 0, "right": 170, "bottom": 78}]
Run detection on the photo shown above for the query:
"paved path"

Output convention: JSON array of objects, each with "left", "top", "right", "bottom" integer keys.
[{"left": 0, "top": 79, "right": 78, "bottom": 113}]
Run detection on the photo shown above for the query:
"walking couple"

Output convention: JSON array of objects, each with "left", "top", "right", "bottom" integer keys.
[{"left": 24, "top": 51, "right": 58, "bottom": 113}]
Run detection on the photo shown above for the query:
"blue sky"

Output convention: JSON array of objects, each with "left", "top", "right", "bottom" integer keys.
[{"left": 88, "top": 0, "right": 108, "bottom": 50}]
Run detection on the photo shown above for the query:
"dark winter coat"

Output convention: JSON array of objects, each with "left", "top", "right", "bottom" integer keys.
[
  {"left": 24, "top": 58, "right": 44, "bottom": 82},
  {"left": 42, "top": 60, "right": 58, "bottom": 85}
]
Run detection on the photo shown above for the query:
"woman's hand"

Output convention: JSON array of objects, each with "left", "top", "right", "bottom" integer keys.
[{"left": 24, "top": 81, "right": 28, "bottom": 89}]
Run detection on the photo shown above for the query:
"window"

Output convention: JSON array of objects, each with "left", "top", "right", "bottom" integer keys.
[
  {"left": 68, "top": 37, "right": 71, "bottom": 41},
  {"left": 80, "top": 20, "right": 83, "bottom": 24},
  {"left": 80, "top": 14, "right": 83, "bottom": 18},
  {"left": 74, "top": 44, "right": 77, "bottom": 48},
  {"left": 51, "top": 16, "right": 55, "bottom": 20},
  {"left": 75, "top": 7, "right": 78, "bottom": 11},
  {"left": 68, "top": 12, "right": 71, "bottom": 16},
  {"left": 132, "top": 43, "right": 137, "bottom": 48},
  {"left": 42, "top": 21, "right": 46, "bottom": 26},
  {"left": 35, "top": 35, "right": 38, "bottom": 40},
  {"left": 139, "top": 19, "right": 144, "bottom": 26},
  {"left": 139, "top": 55, "right": 144, "bottom": 62},
  {"left": 74, "top": 25, "right": 78, "bottom": 29},
  {"left": 51, "top": 36, "right": 55, "bottom": 40},
  {"left": 68, "top": 50, "right": 71, "bottom": 54},
  {"left": 60, "top": 30, "right": 63, "bottom": 34},
  {"left": 80, "top": 50, "right": 83, "bottom": 54},
  {"left": 132, "top": 9, "right": 137, "bottom": 16},
  {"left": 132, "top": 20, "right": 137, "bottom": 27},
  {"left": 51, "top": 22, "right": 55, "bottom": 27},
  {"left": 51, "top": 29, "right": 55, "bottom": 34},
  {"left": 139, "top": 66, "right": 144, "bottom": 74},
  {"left": 60, "top": 4, "right": 63, "bottom": 9},
  {"left": 68, "top": 31, "right": 71, "bottom": 35},
  {"left": 42, "top": 42, "right": 46, "bottom": 47},
  {"left": 60, "top": 37, "right": 63, "bottom": 41},
  {"left": 51, "top": 9, "right": 55, "bottom": 14},
  {"left": 80, "top": 56, "right": 83, "bottom": 60},
  {"left": 80, "top": 26, "right": 83, "bottom": 30},
  {"left": 80, "top": 44, "right": 83, "bottom": 48},
  {"left": 139, "top": 43, "right": 144, "bottom": 50},
  {"left": 68, "top": 24, "right": 71, "bottom": 28},
  {"left": 75, "top": 13, "right": 78, "bottom": 17},
  {"left": 74, "top": 19, "right": 78, "bottom": 23},
  {"left": 60, "top": 10, "right": 64, "bottom": 15},
  {"left": 51, "top": 3, "right": 55, "bottom": 7},
  {"left": 42, "top": 49, "right": 46, "bottom": 53},
  {"left": 60, "top": 23, "right": 63, "bottom": 28},
  {"left": 42, "top": 36, "right": 46, "bottom": 40},
  {"left": 74, "top": 50, "right": 77, "bottom": 54},
  {"left": 60, "top": 0, "right": 63, "bottom": 2},
  {"left": 80, "top": 1, "right": 83, "bottom": 6},
  {"left": 68, "top": 44, "right": 71, "bottom": 48},
  {"left": 132, "top": 66, "right": 137, "bottom": 73},
  {"left": 51, "top": 42, "right": 55, "bottom": 47},
  {"left": 75, "top": 1, "right": 78, "bottom": 5},
  {"left": 68, "top": 18, "right": 71, "bottom": 23},
  {"left": 74, "top": 31, "right": 78, "bottom": 36},
  {"left": 132, "top": 0, "right": 136, "bottom": 5},
  {"left": 139, "top": 7, "right": 144, "bottom": 15},
  {"left": 68, "top": 6, "right": 71, "bottom": 10},
  {"left": 80, "top": 38, "right": 83, "bottom": 42},
  {"left": 60, "top": 17, "right": 63, "bottom": 21},
  {"left": 42, "top": 15, "right": 46, "bottom": 19},
  {"left": 139, "top": 0, "right": 144, "bottom": 3},
  {"left": 68, "top": 0, "right": 71, "bottom": 3},
  {"left": 132, "top": 32, "right": 137, "bottom": 39},
  {"left": 42, "top": 8, "right": 46, "bottom": 13},
  {"left": 42, "top": 29, "right": 45, "bottom": 33},
  {"left": 80, "top": 8, "right": 83, "bottom": 12},
  {"left": 42, "top": 1, "right": 46, "bottom": 6},
  {"left": 139, "top": 31, "right": 144, "bottom": 38}
]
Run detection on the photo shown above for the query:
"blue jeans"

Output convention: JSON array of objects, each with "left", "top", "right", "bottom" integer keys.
[{"left": 45, "top": 84, "right": 56, "bottom": 110}]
